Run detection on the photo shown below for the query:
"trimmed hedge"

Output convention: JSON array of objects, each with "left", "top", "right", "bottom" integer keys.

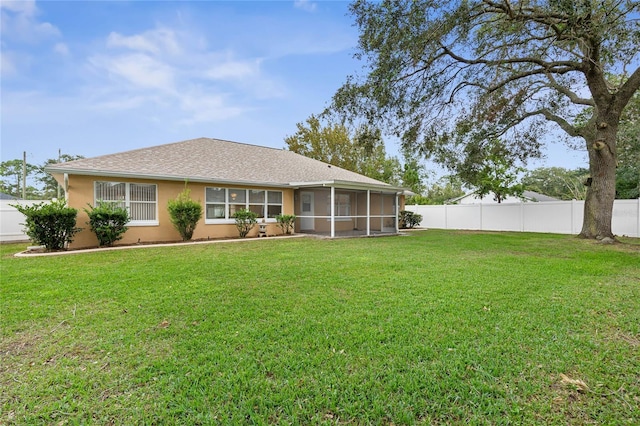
[{"left": 13, "top": 199, "right": 81, "bottom": 250}]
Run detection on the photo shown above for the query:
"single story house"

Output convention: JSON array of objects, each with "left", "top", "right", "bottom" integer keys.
[
  {"left": 45, "top": 138, "right": 408, "bottom": 248},
  {"left": 447, "top": 190, "right": 560, "bottom": 205}
]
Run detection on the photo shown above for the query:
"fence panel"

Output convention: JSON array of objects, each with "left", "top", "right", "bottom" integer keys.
[
  {"left": 406, "top": 199, "right": 639, "bottom": 237},
  {"left": 522, "top": 201, "right": 575, "bottom": 234},
  {"left": 482, "top": 204, "right": 522, "bottom": 231},
  {"left": 0, "top": 200, "right": 48, "bottom": 242},
  {"left": 612, "top": 199, "right": 640, "bottom": 237},
  {"left": 446, "top": 204, "right": 481, "bottom": 230}
]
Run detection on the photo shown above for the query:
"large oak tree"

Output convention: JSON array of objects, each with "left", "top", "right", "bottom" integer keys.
[{"left": 332, "top": 0, "right": 640, "bottom": 239}]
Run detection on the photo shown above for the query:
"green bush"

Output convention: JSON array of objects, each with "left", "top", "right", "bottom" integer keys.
[
  {"left": 399, "top": 210, "right": 423, "bottom": 229},
  {"left": 12, "top": 199, "right": 81, "bottom": 251},
  {"left": 168, "top": 188, "right": 203, "bottom": 241},
  {"left": 233, "top": 209, "right": 258, "bottom": 238},
  {"left": 85, "top": 202, "right": 130, "bottom": 247},
  {"left": 275, "top": 214, "right": 296, "bottom": 235}
]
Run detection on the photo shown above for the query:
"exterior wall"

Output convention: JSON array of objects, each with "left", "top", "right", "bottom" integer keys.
[{"left": 66, "top": 174, "right": 294, "bottom": 249}]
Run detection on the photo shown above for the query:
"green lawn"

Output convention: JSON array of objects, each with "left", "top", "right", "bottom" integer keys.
[{"left": 1, "top": 230, "right": 639, "bottom": 424}]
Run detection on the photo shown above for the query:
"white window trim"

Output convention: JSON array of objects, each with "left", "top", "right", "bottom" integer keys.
[
  {"left": 205, "top": 188, "right": 283, "bottom": 224},
  {"left": 94, "top": 181, "right": 159, "bottom": 226}
]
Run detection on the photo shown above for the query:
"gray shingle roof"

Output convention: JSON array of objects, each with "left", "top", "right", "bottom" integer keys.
[{"left": 45, "top": 137, "right": 396, "bottom": 189}]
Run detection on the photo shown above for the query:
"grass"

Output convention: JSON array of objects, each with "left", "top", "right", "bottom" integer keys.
[{"left": 1, "top": 230, "right": 639, "bottom": 425}]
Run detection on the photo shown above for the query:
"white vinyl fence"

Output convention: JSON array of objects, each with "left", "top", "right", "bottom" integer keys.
[
  {"left": 405, "top": 199, "right": 640, "bottom": 238},
  {"left": 0, "top": 200, "right": 50, "bottom": 242}
]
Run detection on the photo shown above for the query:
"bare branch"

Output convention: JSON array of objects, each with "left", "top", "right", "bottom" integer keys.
[
  {"left": 545, "top": 73, "right": 595, "bottom": 106},
  {"left": 537, "top": 109, "right": 583, "bottom": 137}
]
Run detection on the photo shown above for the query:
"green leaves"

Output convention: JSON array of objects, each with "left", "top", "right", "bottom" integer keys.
[
  {"left": 284, "top": 114, "right": 403, "bottom": 185},
  {"left": 233, "top": 209, "right": 258, "bottom": 238},
  {"left": 275, "top": 214, "right": 296, "bottom": 235},
  {"left": 13, "top": 199, "right": 81, "bottom": 250},
  {"left": 85, "top": 202, "right": 130, "bottom": 247},
  {"left": 167, "top": 187, "right": 203, "bottom": 241}
]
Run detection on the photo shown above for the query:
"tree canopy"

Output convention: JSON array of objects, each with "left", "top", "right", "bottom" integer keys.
[
  {"left": 332, "top": 0, "right": 640, "bottom": 238},
  {"left": 284, "top": 114, "right": 403, "bottom": 185},
  {"left": 1, "top": 153, "right": 84, "bottom": 199},
  {"left": 522, "top": 167, "right": 589, "bottom": 200}
]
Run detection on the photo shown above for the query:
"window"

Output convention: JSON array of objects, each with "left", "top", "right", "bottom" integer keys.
[
  {"left": 205, "top": 187, "right": 225, "bottom": 219},
  {"left": 95, "top": 181, "right": 157, "bottom": 225},
  {"left": 267, "top": 191, "right": 283, "bottom": 218},
  {"left": 327, "top": 192, "right": 352, "bottom": 217},
  {"left": 205, "top": 188, "right": 283, "bottom": 221},
  {"left": 248, "top": 190, "right": 265, "bottom": 218},
  {"left": 228, "top": 188, "right": 246, "bottom": 218},
  {"left": 335, "top": 193, "right": 351, "bottom": 216}
]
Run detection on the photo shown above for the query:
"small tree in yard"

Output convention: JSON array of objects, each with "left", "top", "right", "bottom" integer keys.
[
  {"left": 85, "top": 202, "right": 130, "bottom": 247},
  {"left": 399, "top": 211, "right": 422, "bottom": 229},
  {"left": 13, "top": 199, "right": 81, "bottom": 250},
  {"left": 168, "top": 188, "right": 203, "bottom": 241},
  {"left": 276, "top": 214, "right": 296, "bottom": 235},
  {"left": 234, "top": 209, "right": 258, "bottom": 238}
]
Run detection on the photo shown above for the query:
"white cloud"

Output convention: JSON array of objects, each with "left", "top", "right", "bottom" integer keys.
[
  {"left": 53, "top": 42, "right": 69, "bottom": 56},
  {"left": 106, "top": 28, "right": 181, "bottom": 56},
  {"left": 294, "top": 0, "right": 317, "bottom": 13},
  {"left": 0, "top": 0, "right": 60, "bottom": 42},
  {"left": 178, "top": 91, "right": 247, "bottom": 124},
  {"left": 0, "top": 49, "right": 33, "bottom": 77},
  {"left": 0, "top": 50, "right": 18, "bottom": 77},
  {"left": 89, "top": 53, "right": 176, "bottom": 92},
  {"left": 0, "top": 0, "right": 37, "bottom": 15},
  {"left": 205, "top": 60, "right": 259, "bottom": 80}
]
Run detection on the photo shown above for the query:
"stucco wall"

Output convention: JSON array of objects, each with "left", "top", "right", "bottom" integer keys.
[{"left": 65, "top": 174, "right": 294, "bottom": 249}]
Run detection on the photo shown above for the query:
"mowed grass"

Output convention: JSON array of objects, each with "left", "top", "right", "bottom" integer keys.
[{"left": 1, "top": 230, "right": 639, "bottom": 425}]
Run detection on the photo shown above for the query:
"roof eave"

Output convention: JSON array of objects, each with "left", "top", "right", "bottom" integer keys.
[
  {"left": 44, "top": 167, "right": 291, "bottom": 189},
  {"left": 289, "top": 180, "right": 406, "bottom": 193}
]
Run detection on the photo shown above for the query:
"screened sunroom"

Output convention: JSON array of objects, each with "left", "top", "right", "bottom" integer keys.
[{"left": 292, "top": 183, "right": 402, "bottom": 237}]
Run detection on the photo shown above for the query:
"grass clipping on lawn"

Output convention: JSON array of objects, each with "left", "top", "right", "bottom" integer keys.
[{"left": 1, "top": 230, "right": 639, "bottom": 424}]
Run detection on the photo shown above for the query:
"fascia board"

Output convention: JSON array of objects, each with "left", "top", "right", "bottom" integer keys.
[{"left": 44, "top": 167, "right": 291, "bottom": 189}]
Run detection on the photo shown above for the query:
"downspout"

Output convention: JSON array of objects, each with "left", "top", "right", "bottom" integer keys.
[
  {"left": 395, "top": 192, "right": 400, "bottom": 233},
  {"left": 367, "top": 190, "right": 371, "bottom": 236},
  {"left": 63, "top": 173, "right": 69, "bottom": 202},
  {"left": 330, "top": 186, "right": 335, "bottom": 238}
]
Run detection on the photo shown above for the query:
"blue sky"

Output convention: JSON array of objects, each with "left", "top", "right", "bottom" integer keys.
[{"left": 1, "top": 0, "right": 587, "bottom": 175}]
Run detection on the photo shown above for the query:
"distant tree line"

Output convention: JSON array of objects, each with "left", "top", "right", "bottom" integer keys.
[{"left": 0, "top": 154, "right": 83, "bottom": 200}]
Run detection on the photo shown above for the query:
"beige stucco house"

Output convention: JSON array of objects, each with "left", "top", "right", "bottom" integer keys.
[{"left": 45, "top": 138, "right": 407, "bottom": 248}]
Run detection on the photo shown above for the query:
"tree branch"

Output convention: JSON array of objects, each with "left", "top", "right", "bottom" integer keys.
[
  {"left": 537, "top": 109, "right": 583, "bottom": 137},
  {"left": 615, "top": 66, "right": 640, "bottom": 111},
  {"left": 545, "top": 73, "right": 595, "bottom": 106}
]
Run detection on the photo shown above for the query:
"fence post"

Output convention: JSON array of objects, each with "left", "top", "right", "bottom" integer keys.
[{"left": 444, "top": 204, "right": 448, "bottom": 229}]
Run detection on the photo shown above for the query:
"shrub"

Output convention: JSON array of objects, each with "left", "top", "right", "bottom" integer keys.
[
  {"left": 85, "top": 202, "right": 130, "bottom": 247},
  {"left": 12, "top": 199, "right": 81, "bottom": 250},
  {"left": 275, "top": 214, "right": 296, "bottom": 235},
  {"left": 168, "top": 188, "right": 203, "bottom": 241},
  {"left": 399, "top": 210, "right": 423, "bottom": 229},
  {"left": 233, "top": 209, "right": 258, "bottom": 238}
]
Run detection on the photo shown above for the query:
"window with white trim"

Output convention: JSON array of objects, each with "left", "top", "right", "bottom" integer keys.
[
  {"left": 267, "top": 191, "right": 283, "bottom": 218},
  {"left": 327, "top": 192, "right": 352, "bottom": 217},
  {"left": 205, "top": 188, "right": 283, "bottom": 221},
  {"left": 94, "top": 181, "right": 158, "bottom": 225}
]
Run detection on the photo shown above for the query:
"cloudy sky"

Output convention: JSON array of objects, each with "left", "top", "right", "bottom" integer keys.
[{"left": 1, "top": 0, "right": 587, "bottom": 172}]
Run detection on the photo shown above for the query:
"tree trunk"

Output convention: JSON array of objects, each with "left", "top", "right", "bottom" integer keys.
[{"left": 579, "top": 117, "right": 618, "bottom": 239}]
